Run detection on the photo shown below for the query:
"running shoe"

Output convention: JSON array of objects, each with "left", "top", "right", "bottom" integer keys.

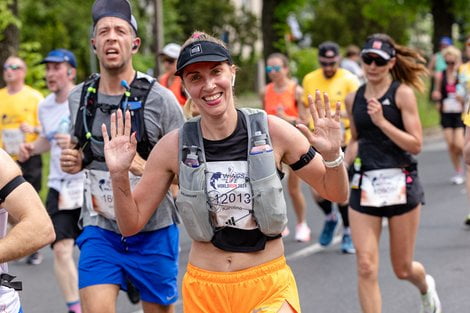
[
  {"left": 295, "top": 223, "right": 311, "bottom": 242},
  {"left": 420, "top": 275, "right": 442, "bottom": 313},
  {"left": 464, "top": 214, "right": 470, "bottom": 226},
  {"left": 341, "top": 234, "right": 355, "bottom": 254},
  {"left": 450, "top": 174, "right": 465, "bottom": 185},
  {"left": 318, "top": 216, "right": 338, "bottom": 246},
  {"left": 126, "top": 279, "right": 141, "bottom": 304},
  {"left": 26, "top": 251, "right": 43, "bottom": 265},
  {"left": 281, "top": 226, "right": 290, "bottom": 237}
]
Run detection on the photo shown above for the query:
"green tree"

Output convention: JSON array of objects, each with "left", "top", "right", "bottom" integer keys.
[
  {"left": 302, "top": 0, "right": 423, "bottom": 48},
  {"left": 0, "top": 0, "right": 20, "bottom": 87}
]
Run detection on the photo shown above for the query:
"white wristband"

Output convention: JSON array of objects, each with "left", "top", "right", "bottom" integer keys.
[{"left": 323, "top": 149, "right": 344, "bottom": 168}]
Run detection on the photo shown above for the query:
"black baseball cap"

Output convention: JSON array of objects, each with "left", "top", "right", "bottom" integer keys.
[
  {"left": 41, "top": 49, "right": 77, "bottom": 68},
  {"left": 175, "top": 41, "right": 233, "bottom": 77},
  {"left": 361, "top": 37, "right": 396, "bottom": 60},
  {"left": 92, "top": 0, "right": 138, "bottom": 32},
  {"left": 318, "top": 41, "right": 339, "bottom": 58}
]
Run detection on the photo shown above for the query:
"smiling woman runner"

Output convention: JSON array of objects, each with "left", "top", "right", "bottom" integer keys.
[
  {"left": 102, "top": 31, "right": 348, "bottom": 313},
  {"left": 344, "top": 33, "right": 442, "bottom": 313}
]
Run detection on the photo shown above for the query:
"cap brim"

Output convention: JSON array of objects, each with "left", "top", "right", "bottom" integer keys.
[
  {"left": 176, "top": 55, "right": 229, "bottom": 76},
  {"left": 361, "top": 49, "right": 391, "bottom": 60},
  {"left": 40, "top": 56, "right": 65, "bottom": 64}
]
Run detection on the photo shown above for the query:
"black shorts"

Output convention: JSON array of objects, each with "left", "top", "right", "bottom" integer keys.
[
  {"left": 46, "top": 188, "right": 82, "bottom": 247},
  {"left": 440, "top": 113, "right": 464, "bottom": 129},
  {"left": 17, "top": 154, "right": 42, "bottom": 192},
  {"left": 349, "top": 169, "right": 425, "bottom": 218}
]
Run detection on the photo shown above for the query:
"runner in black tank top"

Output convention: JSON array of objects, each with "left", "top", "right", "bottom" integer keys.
[
  {"left": 349, "top": 80, "right": 424, "bottom": 217},
  {"left": 432, "top": 45, "right": 465, "bottom": 185},
  {"left": 344, "top": 34, "right": 441, "bottom": 313}
]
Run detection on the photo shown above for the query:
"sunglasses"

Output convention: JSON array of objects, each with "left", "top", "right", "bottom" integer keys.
[
  {"left": 3, "top": 64, "right": 22, "bottom": 71},
  {"left": 445, "top": 60, "right": 455, "bottom": 66},
  {"left": 319, "top": 61, "right": 337, "bottom": 67},
  {"left": 266, "top": 65, "right": 281, "bottom": 73},
  {"left": 163, "top": 58, "right": 176, "bottom": 64},
  {"left": 361, "top": 54, "right": 389, "bottom": 66}
]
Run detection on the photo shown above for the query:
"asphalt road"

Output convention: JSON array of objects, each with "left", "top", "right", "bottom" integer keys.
[{"left": 10, "top": 136, "right": 470, "bottom": 313}]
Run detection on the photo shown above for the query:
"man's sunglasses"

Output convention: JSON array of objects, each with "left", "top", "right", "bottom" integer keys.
[
  {"left": 266, "top": 65, "right": 282, "bottom": 73},
  {"left": 163, "top": 58, "right": 176, "bottom": 64},
  {"left": 319, "top": 61, "right": 337, "bottom": 67},
  {"left": 3, "top": 64, "right": 22, "bottom": 71},
  {"left": 361, "top": 54, "right": 389, "bottom": 67}
]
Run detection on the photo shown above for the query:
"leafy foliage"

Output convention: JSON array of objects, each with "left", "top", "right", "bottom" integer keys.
[{"left": 0, "top": 0, "right": 20, "bottom": 41}]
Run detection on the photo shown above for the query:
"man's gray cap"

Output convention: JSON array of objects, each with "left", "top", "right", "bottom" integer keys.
[{"left": 92, "top": 0, "right": 138, "bottom": 32}]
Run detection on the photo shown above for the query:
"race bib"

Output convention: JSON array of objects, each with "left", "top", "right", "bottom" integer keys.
[
  {"left": 360, "top": 168, "right": 406, "bottom": 207},
  {"left": 58, "top": 178, "right": 84, "bottom": 210},
  {"left": 442, "top": 93, "right": 462, "bottom": 113},
  {"left": 2, "top": 129, "right": 24, "bottom": 156},
  {"left": 206, "top": 161, "right": 256, "bottom": 230},
  {"left": 86, "top": 170, "right": 140, "bottom": 220}
]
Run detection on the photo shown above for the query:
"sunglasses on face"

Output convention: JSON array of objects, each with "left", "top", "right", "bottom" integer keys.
[
  {"left": 266, "top": 65, "right": 282, "bottom": 73},
  {"left": 163, "top": 58, "right": 176, "bottom": 64},
  {"left": 445, "top": 60, "right": 455, "bottom": 66},
  {"left": 3, "top": 64, "right": 22, "bottom": 71},
  {"left": 361, "top": 54, "right": 389, "bottom": 66},
  {"left": 319, "top": 61, "right": 337, "bottom": 67}
]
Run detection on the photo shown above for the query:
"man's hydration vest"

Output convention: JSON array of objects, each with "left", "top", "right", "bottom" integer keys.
[
  {"left": 176, "top": 108, "right": 287, "bottom": 242},
  {"left": 74, "top": 73, "right": 156, "bottom": 166}
]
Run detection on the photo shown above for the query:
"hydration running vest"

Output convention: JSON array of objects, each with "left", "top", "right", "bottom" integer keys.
[
  {"left": 74, "top": 73, "right": 156, "bottom": 166},
  {"left": 175, "top": 108, "right": 287, "bottom": 242}
]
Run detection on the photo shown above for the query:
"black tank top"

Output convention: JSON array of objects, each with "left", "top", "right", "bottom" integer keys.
[
  {"left": 203, "top": 110, "right": 281, "bottom": 253},
  {"left": 352, "top": 81, "right": 416, "bottom": 170}
]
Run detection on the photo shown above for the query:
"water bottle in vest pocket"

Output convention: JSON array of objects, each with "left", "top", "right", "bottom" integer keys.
[{"left": 251, "top": 173, "right": 287, "bottom": 236}]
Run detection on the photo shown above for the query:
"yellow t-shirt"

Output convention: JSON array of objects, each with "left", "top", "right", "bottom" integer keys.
[
  {"left": 0, "top": 85, "right": 43, "bottom": 159},
  {"left": 302, "top": 68, "right": 359, "bottom": 145}
]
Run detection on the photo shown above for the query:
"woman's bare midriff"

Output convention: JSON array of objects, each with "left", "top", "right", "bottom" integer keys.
[{"left": 188, "top": 238, "right": 285, "bottom": 272}]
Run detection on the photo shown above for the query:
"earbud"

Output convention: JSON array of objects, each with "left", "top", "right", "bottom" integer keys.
[
  {"left": 231, "top": 75, "right": 236, "bottom": 87},
  {"left": 132, "top": 44, "right": 138, "bottom": 51},
  {"left": 67, "top": 68, "right": 72, "bottom": 76},
  {"left": 92, "top": 44, "right": 97, "bottom": 51}
]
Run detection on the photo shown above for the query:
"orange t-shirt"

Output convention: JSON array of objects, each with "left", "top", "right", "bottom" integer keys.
[
  {"left": 159, "top": 72, "right": 187, "bottom": 106},
  {"left": 263, "top": 81, "right": 298, "bottom": 118}
]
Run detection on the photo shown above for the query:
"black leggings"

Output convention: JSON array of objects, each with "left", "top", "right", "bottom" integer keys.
[{"left": 317, "top": 199, "right": 349, "bottom": 228}]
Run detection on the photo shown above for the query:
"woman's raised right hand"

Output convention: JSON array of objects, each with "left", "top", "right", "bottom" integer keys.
[{"left": 102, "top": 109, "right": 137, "bottom": 175}]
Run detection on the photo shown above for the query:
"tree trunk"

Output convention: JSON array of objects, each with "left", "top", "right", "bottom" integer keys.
[
  {"left": 430, "top": 0, "right": 454, "bottom": 52},
  {"left": 0, "top": 0, "right": 19, "bottom": 88},
  {"left": 261, "top": 0, "right": 282, "bottom": 62}
]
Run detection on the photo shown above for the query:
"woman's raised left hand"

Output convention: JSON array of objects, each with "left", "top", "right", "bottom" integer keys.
[{"left": 296, "top": 90, "right": 342, "bottom": 160}]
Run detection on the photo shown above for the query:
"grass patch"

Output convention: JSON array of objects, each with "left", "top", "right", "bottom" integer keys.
[{"left": 40, "top": 152, "right": 50, "bottom": 203}]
